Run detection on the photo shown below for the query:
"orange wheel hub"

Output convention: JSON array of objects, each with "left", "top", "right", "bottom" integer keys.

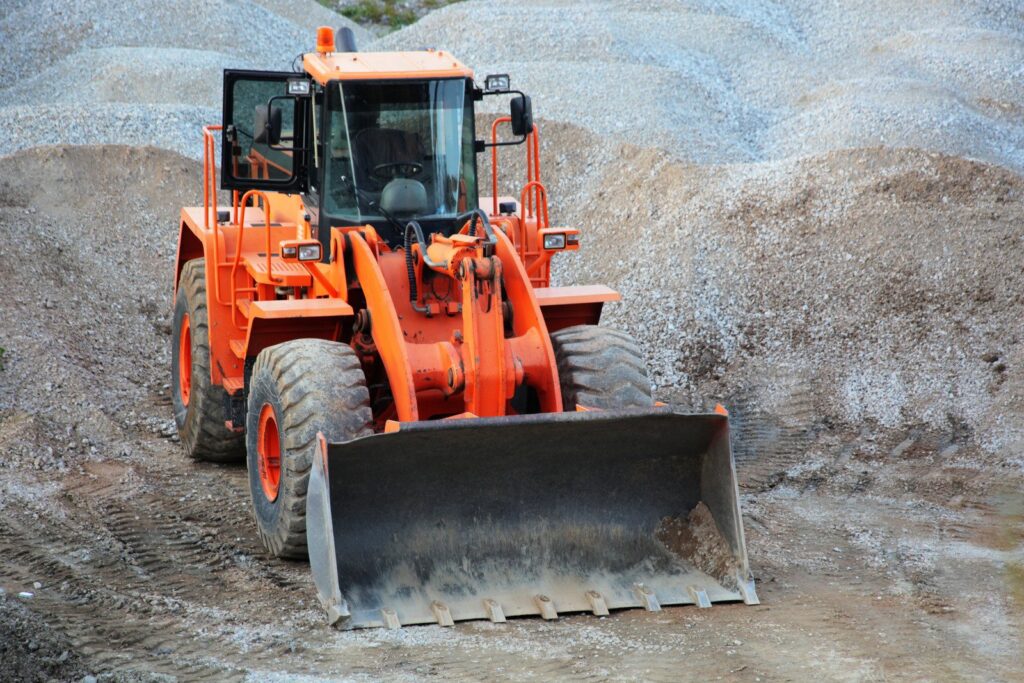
[
  {"left": 257, "top": 403, "right": 282, "bottom": 502},
  {"left": 178, "top": 313, "right": 192, "bottom": 407}
]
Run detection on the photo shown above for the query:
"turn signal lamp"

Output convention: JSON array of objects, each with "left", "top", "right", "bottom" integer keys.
[{"left": 316, "top": 26, "right": 335, "bottom": 54}]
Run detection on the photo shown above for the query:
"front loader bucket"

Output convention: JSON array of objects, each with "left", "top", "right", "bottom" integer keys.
[{"left": 306, "top": 409, "right": 758, "bottom": 629}]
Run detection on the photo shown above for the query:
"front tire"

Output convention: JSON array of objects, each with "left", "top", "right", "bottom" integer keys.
[
  {"left": 246, "top": 339, "right": 372, "bottom": 559},
  {"left": 172, "top": 259, "right": 244, "bottom": 462},
  {"left": 549, "top": 325, "right": 653, "bottom": 410}
]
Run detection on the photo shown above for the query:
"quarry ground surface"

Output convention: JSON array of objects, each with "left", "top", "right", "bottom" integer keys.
[{"left": 2, "top": 1, "right": 1024, "bottom": 681}]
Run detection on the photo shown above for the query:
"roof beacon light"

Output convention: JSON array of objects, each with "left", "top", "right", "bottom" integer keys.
[{"left": 316, "top": 26, "right": 335, "bottom": 54}]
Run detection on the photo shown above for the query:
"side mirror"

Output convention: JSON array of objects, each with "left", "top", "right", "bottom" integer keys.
[
  {"left": 510, "top": 95, "right": 533, "bottom": 137},
  {"left": 254, "top": 103, "right": 282, "bottom": 145}
]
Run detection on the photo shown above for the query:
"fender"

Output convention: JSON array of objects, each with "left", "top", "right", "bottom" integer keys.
[{"left": 173, "top": 217, "right": 205, "bottom": 296}]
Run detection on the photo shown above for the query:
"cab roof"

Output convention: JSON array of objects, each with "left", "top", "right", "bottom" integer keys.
[{"left": 303, "top": 50, "right": 473, "bottom": 84}]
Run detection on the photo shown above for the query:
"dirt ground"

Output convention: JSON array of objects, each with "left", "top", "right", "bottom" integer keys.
[{"left": 0, "top": 142, "right": 1021, "bottom": 682}]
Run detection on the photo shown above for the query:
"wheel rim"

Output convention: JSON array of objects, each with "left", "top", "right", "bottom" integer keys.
[
  {"left": 257, "top": 403, "right": 281, "bottom": 502},
  {"left": 178, "top": 313, "right": 192, "bottom": 407}
]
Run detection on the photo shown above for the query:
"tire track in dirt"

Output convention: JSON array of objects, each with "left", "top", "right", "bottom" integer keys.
[{"left": 0, "top": 446, "right": 335, "bottom": 680}]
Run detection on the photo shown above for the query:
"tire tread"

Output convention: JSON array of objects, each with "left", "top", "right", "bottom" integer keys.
[
  {"left": 246, "top": 339, "right": 372, "bottom": 559},
  {"left": 550, "top": 325, "right": 653, "bottom": 410}
]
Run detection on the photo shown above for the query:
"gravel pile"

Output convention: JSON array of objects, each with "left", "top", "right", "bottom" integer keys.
[
  {"left": 1, "top": 0, "right": 1018, "bottom": 449},
  {"left": 0, "top": 0, "right": 368, "bottom": 87},
  {"left": 548, "top": 139, "right": 1024, "bottom": 456},
  {"left": 0, "top": 48, "right": 248, "bottom": 108},
  {"left": 381, "top": 0, "right": 1024, "bottom": 456},
  {"left": 6, "top": 1, "right": 1022, "bottom": 170},
  {"left": 0, "top": 0, "right": 370, "bottom": 158},
  {"left": 380, "top": 0, "right": 1024, "bottom": 170},
  {"left": 0, "top": 103, "right": 216, "bottom": 159},
  {"left": 0, "top": 592, "right": 86, "bottom": 683}
]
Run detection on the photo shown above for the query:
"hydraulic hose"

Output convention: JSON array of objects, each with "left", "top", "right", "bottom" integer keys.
[
  {"left": 405, "top": 221, "right": 433, "bottom": 314},
  {"left": 454, "top": 209, "right": 496, "bottom": 247},
  {"left": 404, "top": 223, "right": 417, "bottom": 304},
  {"left": 404, "top": 213, "right": 497, "bottom": 315}
]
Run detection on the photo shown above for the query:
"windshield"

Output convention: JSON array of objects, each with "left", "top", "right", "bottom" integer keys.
[{"left": 323, "top": 79, "right": 476, "bottom": 225}]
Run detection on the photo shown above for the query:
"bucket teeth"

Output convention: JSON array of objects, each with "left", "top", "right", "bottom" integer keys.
[
  {"left": 431, "top": 600, "right": 455, "bottom": 627},
  {"left": 534, "top": 594, "right": 558, "bottom": 620},
  {"left": 483, "top": 599, "right": 506, "bottom": 623},
  {"left": 634, "top": 584, "right": 661, "bottom": 612},
  {"left": 736, "top": 572, "right": 761, "bottom": 605},
  {"left": 326, "top": 604, "right": 347, "bottom": 625},
  {"left": 381, "top": 608, "right": 401, "bottom": 630},
  {"left": 586, "top": 590, "right": 610, "bottom": 616},
  {"left": 687, "top": 585, "right": 712, "bottom": 609}
]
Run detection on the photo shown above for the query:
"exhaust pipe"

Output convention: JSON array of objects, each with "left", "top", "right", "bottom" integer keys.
[{"left": 336, "top": 26, "right": 358, "bottom": 53}]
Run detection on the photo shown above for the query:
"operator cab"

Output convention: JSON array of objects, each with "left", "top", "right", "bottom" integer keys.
[
  {"left": 218, "top": 29, "right": 532, "bottom": 252},
  {"left": 322, "top": 78, "right": 476, "bottom": 245}
]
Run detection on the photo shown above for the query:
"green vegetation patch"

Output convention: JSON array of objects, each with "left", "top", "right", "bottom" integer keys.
[{"left": 322, "top": 0, "right": 463, "bottom": 31}]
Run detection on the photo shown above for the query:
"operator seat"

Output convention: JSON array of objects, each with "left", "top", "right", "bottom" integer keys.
[{"left": 353, "top": 128, "right": 426, "bottom": 188}]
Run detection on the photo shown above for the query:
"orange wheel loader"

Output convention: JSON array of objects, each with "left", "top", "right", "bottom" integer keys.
[{"left": 171, "top": 26, "right": 758, "bottom": 628}]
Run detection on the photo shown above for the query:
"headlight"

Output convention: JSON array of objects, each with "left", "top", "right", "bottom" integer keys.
[
  {"left": 298, "top": 243, "right": 322, "bottom": 261},
  {"left": 543, "top": 233, "right": 566, "bottom": 250},
  {"left": 281, "top": 246, "right": 297, "bottom": 258}
]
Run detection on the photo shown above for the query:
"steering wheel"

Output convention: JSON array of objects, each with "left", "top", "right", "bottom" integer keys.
[{"left": 371, "top": 161, "right": 423, "bottom": 182}]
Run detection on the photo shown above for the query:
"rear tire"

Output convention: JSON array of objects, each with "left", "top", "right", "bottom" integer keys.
[
  {"left": 550, "top": 325, "right": 653, "bottom": 409},
  {"left": 246, "top": 339, "right": 372, "bottom": 559},
  {"left": 172, "top": 259, "right": 244, "bottom": 462}
]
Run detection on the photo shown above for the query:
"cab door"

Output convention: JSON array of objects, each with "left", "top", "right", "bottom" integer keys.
[{"left": 220, "top": 69, "right": 311, "bottom": 194}]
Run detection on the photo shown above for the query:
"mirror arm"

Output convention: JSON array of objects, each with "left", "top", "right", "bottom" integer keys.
[
  {"left": 476, "top": 137, "right": 529, "bottom": 150},
  {"left": 479, "top": 88, "right": 527, "bottom": 100}
]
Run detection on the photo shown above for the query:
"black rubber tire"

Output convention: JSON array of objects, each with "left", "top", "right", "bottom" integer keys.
[
  {"left": 172, "top": 259, "right": 245, "bottom": 462},
  {"left": 246, "top": 339, "right": 372, "bottom": 559},
  {"left": 549, "top": 325, "right": 654, "bottom": 410}
]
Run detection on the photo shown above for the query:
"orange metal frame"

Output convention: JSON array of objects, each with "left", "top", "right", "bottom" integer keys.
[
  {"left": 177, "top": 114, "right": 615, "bottom": 431},
  {"left": 488, "top": 118, "right": 557, "bottom": 286}
]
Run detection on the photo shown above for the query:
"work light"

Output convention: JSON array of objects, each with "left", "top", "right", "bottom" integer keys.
[
  {"left": 543, "top": 233, "right": 566, "bottom": 250},
  {"left": 288, "top": 79, "right": 311, "bottom": 96},
  {"left": 484, "top": 74, "right": 510, "bottom": 93},
  {"left": 298, "top": 244, "right": 322, "bottom": 261}
]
